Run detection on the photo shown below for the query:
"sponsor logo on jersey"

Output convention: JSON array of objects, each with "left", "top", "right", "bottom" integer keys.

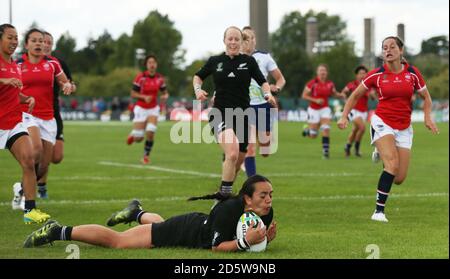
[
  {"left": 228, "top": 72, "right": 236, "bottom": 78},
  {"left": 237, "top": 63, "right": 248, "bottom": 70},
  {"left": 216, "top": 62, "right": 223, "bottom": 72}
]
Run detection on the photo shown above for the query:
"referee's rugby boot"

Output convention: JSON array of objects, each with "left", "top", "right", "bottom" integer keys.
[
  {"left": 23, "top": 219, "right": 60, "bottom": 248},
  {"left": 11, "top": 182, "right": 25, "bottom": 210},
  {"left": 24, "top": 208, "right": 51, "bottom": 224},
  {"left": 371, "top": 210, "right": 389, "bottom": 222},
  {"left": 107, "top": 199, "right": 143, "bottom": 226}
]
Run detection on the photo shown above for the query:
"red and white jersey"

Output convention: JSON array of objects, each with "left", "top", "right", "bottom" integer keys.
[
  {"left": 362, "top": 63, "right": 426, "bottom": 130},
  {"left": 346, "top": 80, "right": 369, "bottom": 112},
  {"left": 17, "top": 54, "right": 63, "bottom": 120},
  {"left": 306, "top": 78, "right": 335, "bottom": 110},
  {"left": 0, "top": 55, "right": 23, "bottom": 130},
  {"left": 132, "top": 71, "right": 166, "bottom": 109}
]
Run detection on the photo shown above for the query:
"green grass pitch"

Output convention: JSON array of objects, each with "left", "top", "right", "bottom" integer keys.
[{"left": 0, "top": 121, "right": 448, "bottom": 259}]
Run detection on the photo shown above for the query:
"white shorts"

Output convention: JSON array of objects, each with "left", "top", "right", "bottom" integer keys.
[
  {"left": 0, "top": 122, "right": 28, "bottom": 149},
  {"left": 349, "top": 109, "right": 368, "bottom": 122},
  {"left": 22, "top": 113, "right": 57, "bottom": 145},
  {"left": 307, "top": 107, "right": 332, "bottom": 124},
  {"left": 370, "top": 114, "right": 413, "bottom": 149},
  {"left": 133, "top": 105, "right": 160, "bottom": 123}
]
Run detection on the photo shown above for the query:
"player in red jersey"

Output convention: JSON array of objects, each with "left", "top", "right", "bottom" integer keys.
[
  {"left": 1, "top": 24, "right": 51, "bottom": 223},
  {"left": 34, "top": 31, "right": 77, "bottom": 198},
  {"left": 301, "top": 64, "right": 346, "bottom": 158},
  {"left": 126, "top": 54, "right": 169, "bottom": 164},
  {"left": 338, "top": 36, "right": 439, "bottom": 222},
  {"left": 341, "top": 65, "right": 376, "bottom": 157},
  {"left": 13, "top": 28, "right": 74, "bottom": 201}
]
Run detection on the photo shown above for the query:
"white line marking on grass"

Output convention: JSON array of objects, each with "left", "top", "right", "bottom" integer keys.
[
  {"left": 265, "top": 172, "right": 368, "bottom": 177},
  {"left": 0, "top": 193, "right": 447, "bottom": 207},
  {"left": 98, "top": 161, "right": 369, "bottom": 179},
  {"left": 50, "top": 176, "right": 201, "bottom": 181},
  {"left": 98, "top": 161, "right": 221, "bottom": 178}
]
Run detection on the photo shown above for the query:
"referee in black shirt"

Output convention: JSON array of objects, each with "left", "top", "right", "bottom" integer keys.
[{"left": 193, "top": 26, "right": 276, "bottom": 200}]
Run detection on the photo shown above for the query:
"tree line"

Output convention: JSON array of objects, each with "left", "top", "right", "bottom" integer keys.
[{"left": 22, "top": 10, "right": 449, "bottom": 99}]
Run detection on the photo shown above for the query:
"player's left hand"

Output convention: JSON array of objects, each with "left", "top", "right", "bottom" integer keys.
[
  {"left": 337, "top": 117, "right": 348, "bottom": 129},
  {"left": 61, "top": 81, "right": 74, "bottom": 95},
  {"left": 425, "top": 117, "right": 439, "bottom": 134},
  {"left": 25, "top": 96, "right": 35, "bottom": 113},
  {"left": 264, "top": 93, "right": 277, "bottom": 108},
  {"left": 266, "top": 221, "right": 277, "bottom": 242}
]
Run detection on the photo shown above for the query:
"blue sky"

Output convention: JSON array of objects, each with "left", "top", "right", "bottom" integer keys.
[{"left": 1, "top": 0, "right": 449, "bottom": 64}]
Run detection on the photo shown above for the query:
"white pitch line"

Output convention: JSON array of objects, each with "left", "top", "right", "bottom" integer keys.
[
  {"left": 265, "top": 172, "right": 369, "bottom": 177},
  {"left": 50, "top": 176, "right": 201, "bottom": 181},
  {"left": 0, "top": 192, "right": 447, "bottom": 207},
  {"left": 98, "top": 161, "right": 369, "bottom": 179},
  {"left": 98, "top": 161, "right": 221, "bottom": 178}
]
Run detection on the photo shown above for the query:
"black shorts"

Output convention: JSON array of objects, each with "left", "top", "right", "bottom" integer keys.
[
  {"left": 151, "top": 212, "right": 209, "bottom": 248},
  {"left": 208, "top": 108, "right": 249, "bottom": 153},
  {"left": 54, "top": 110, "right": 64, "bottom": 141}
]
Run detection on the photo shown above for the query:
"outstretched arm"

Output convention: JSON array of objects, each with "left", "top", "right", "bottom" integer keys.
[{"left": 417, "top": 88, "right": 439, "bottom": 134}]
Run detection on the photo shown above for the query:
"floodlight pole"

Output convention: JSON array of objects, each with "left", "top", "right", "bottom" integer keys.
[{"left": 9, "top": 0, "right": 13, "bottom": 24}]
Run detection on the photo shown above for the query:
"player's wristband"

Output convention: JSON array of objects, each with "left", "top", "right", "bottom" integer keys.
[
  {"left": 263, "top": 92, "right": 272, "bottom": 100},
  {"left": 237, "top": 237, "right": 250, "bottom": 251},
  {"left": 194, "top": 84, "right": 202, "bottom": 94}
]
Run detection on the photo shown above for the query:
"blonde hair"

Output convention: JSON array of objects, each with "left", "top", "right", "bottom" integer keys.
[{"left": 223, "top": 26, "right": 242, "bottom": 40}]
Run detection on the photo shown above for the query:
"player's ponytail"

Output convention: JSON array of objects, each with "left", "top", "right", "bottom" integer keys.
[
  {"left": 187, "top": 192, "right": 235, "bottom": 201},
  {"left": 187, "top": 175, "right": 271, "bottom": 202}
]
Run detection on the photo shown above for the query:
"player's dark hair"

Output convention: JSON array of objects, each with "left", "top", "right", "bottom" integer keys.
[
  {"left": 317, "top": 63, "right": 329, "bottom": 71},
  {"left": 187, "top": 175, "right": 271, "bottom": 202},
  {"left": 24, "top": 28, "right": 44, "bottom": 43},
  {"left": 382, "top": 36, "right": 404, "bottom": 50},
  {"left": 382, "top": 36, "right": 408, "bottom": 63},
  {"left": 0, "top": 23, "right": 15, "bottom": 38},
  {"left": 144, "top": 54, "right": 157, "bottom": 66},
  {"left": 43, "top": 31, "right": 53, "bottom": 38},
  {"left": 354, "top": 65, "right": 368, "bottom": 74}
]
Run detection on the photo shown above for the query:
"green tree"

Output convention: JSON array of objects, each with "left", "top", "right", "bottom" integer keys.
[
  {"left": 412, "top": 53, "right": 447, "bottom": 79},
  {"left": 420, "top": 35, "right": 449, "bottom": 56},
  {"left": 131, "top": 11, "right": 183, "bottom": 73},
  {"left": 271, "top": 10, "right": 348, "bottom": 97},
  {"left": 312, "top": 41, "right": 359, "bottom": 91},
  {"left": 53, "top": 31, "right": 77, "bottom": 68},
  {"left": 75, "top": 67, "right": 138, "bottom": 97},
  {"left": 427, "top": 67, "right": 449, "bottom": 99}
]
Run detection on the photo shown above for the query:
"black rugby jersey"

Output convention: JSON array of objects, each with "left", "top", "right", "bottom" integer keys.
[
  {"left": 201, "top": 198, "right": 274, "bottom": 248},
  {"left": 195, "top": 53, "right": 267, "bottom": 110},
  {"left": 52, "top": 57, "right": 72, "bottom": 113}
]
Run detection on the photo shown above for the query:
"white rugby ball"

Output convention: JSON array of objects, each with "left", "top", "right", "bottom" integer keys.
[{"left": 236, "top": 211, "right": 267, "bottom": 252}]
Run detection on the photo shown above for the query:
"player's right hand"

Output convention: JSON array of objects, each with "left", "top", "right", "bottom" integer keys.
[
  {"left": 337, "top": 118, "right": 348, "bottom": 129},
  {"left": 245, "top": 221, "right": 267, "bottom": 245},
  {"left": 3, "top": 78, "right": 22, "bottom": 88},
  {"left": 315, "top": 98, "right": 324, "bottom": 105},
  {"left": 195, "top": 90, "right": 208, "bottom": 101},
  {"left": 25, "top": 96, "right": 35, "bottom": 113},
  {"left": 144, "top": 96, "right": 152, "bottom": 103}
]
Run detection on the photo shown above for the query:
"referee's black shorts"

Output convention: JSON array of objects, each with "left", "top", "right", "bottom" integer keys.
[
  {"left": 54, "top": 109, "right": 64, "bottom": 141},
  {"left": 151, "top": 212, "right": 209, "bottom": 248},
  {"left": 208, "top": 108, "right": 249, "bottom": 153}
]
